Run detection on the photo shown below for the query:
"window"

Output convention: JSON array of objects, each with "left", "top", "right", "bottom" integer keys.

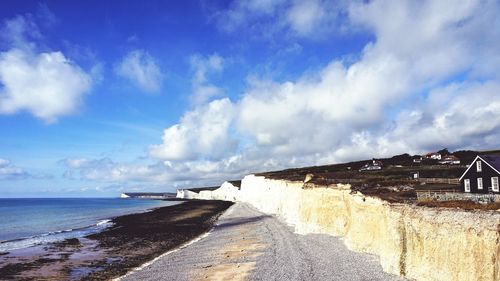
[
  {"left": 492, "top": 177, "right": 499, "bottom": 192},
  {"left": 476, "top": 161, "right": 482, "bottom": 172},
  {"left": 477, "top": 178, "right": 483, "bottom": 190},
  {"left": 464, "top": 179, "right": 470, "bottom": 192}
]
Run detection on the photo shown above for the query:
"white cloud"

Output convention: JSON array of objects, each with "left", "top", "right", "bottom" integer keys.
[
  {"left": 210, "top": 0, "right": 343, "bottom": 38},
  {"left": 382, "top": 81, "right": 500, "bottom": 152},
  {"left": 235, "top": 0, "right": 500, "bottom": 157},
  {"left": 0, "top": 158, "right": 30, "bottom": 180},
  {"left": 63, "top": 158, "right": 90, "bottom": 169},
  {"left": 191, "top": 85, "right": 224, "bottom": 106},
  {"left": 149, "top": 98, "right": 237, "bottom": 161},
  {"left": 64, "top": 0, "right": 500, "bottom": 190},
  {"left": 0, "top": 15, "right": 41, "bottom": 49},
  {"left": 61, "top": 156, "right": 245, "bottom": 189},
  {"left": 191, "top": 54, "right": 224, "bottom": 84},
  {"left": 286, "top": 0, "right": 325, "bottom": 36},
  {"left": 62, "top": 157, "right": 169, "bottom": 183},
  {"left": 189, "top": 54, "right": 225, "bottom": 105},
  {"left": 115, "top": 49, "right": 163, "bottom": 93},
  {"left": 146, "top": 0, "right": 500, "bottom": 186},
  {"left": 0, "top": 16, "right": 92, "bottom": 123},
  {"left": 212, "top": 0, "right": 286, "bottom": 33}
]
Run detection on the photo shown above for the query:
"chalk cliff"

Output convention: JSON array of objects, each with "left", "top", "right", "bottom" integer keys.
[{"left": 178, "top": 175, "right": 500, "bottom": 281}]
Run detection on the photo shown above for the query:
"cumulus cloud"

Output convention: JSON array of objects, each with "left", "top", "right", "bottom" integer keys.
[
  {"left": 0, "top": 158, "right": 30, "bottom": 180},
  {"left": 147, "top": 0, "right": 500, "bottom": 186},
  {"left": 234, "top": 0, "right": 500, "bottom": 159},
  {"left": 149, "top": 98, "right": 237, "bottom": 161},
  {"left": 381, "top": 81, "right": 500, "bottom": 152},
  {"left": 115, "top": 49, "right": 163, "bottom": 93},
  {"left": 0, "top": 16, "right": 92, "bottom": 123},
  {"left": 59, "top": 1, "right": 500, "bottom": 190}
]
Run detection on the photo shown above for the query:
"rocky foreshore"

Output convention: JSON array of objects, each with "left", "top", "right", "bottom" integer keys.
[{"left": 0, "top": 200, "right": 233, "bottom": 280}]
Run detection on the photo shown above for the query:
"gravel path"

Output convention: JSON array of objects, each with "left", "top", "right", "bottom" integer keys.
[{"left": 120, "top": 202, "right": 405, "bottom": 281}]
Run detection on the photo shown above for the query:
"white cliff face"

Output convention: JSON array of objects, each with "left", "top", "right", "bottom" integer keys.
[
  {"left": 176, "top": 182, "right": 240, "bottom": 201},
  {"left": 120, "top": 193, "right": 130, "bottom": 198},
  {"left": 236, "top": 175, "right": 500, "bottom": 281},
  {"left": 186, "top": 174, "right": 500, "bottom": 281},
  {"left": 207, "top": 181, "right": 240, "bottom": 201},
  {"left": 176, "top": 189, "right": 201, "bottom": 199}
]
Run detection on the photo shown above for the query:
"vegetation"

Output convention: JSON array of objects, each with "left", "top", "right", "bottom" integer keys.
[{"left": 255, "top": 149, "right": 500, "bottom": 210}]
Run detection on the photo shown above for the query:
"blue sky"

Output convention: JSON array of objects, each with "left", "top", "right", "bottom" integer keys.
[{"left": 1, "top": 0, "right": 500, "bottom": 197}]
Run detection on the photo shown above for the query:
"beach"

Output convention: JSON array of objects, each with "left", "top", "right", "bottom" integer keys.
[
  {"left": 121, "top": 202, "right": 404, "bottom": 281},
  {"left": 0, "top": 200, "right": 233, "bottom": 280}
]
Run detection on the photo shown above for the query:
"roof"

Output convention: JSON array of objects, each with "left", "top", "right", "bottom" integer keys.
[
  {"left": 459, "top": 155, "right": 500, "bottom": 180},
  {"left": 481, "top": 155, "right": 500, "bottom": 171}
]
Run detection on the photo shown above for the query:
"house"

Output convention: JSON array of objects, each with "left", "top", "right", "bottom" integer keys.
[
  {"left": 459, "top": 155, "right": 500, "bottom": 194},
  {"left": 412, "top": 155, "right": 423, "bottom": 163},
  {"left": 359, "top": 160, "right": 383, "bottom": 171},
  {"left": 438, "top": 155, "right": 461, "bottom": 165},
  {"left": 425, "top": 152, "right": 442, "bottom": 160}
]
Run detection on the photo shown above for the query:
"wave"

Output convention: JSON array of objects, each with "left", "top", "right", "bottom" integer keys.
[
  {"left": 96, "top": 219, "right": 112, "bottom": 226},
  {"left": 0, "top": 219, "right": 113, "bottom": 252}
]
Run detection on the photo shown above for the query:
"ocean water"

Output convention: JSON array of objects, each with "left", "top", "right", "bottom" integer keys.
[{"left": 0, "top": 198, "right": 180, "bottom": 252}]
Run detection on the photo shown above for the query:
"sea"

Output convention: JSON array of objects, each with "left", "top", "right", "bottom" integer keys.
[{"left": 0, "top": 198, "right": 180, "bottom": 252}]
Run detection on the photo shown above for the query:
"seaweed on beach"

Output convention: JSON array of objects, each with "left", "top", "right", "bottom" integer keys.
[
  {"left": 81, "top": 200, "right": 233, "bottom": 280},
  {"left": 0, "top": 200, "right": 233, "bottom": 281}
]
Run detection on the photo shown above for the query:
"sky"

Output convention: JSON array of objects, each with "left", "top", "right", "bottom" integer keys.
[{"left": 1, "top": 0, "right": 500, "bottom": 197}]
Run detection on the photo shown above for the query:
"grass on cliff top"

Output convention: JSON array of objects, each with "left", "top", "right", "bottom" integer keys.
[
  {"left": 253, "top": 150, "right": 500, "bottom": 209},
  {"left": 255, "top": 149, "right": 500, "bottom": 183},
  {"left": 255, "top": 156, "right": 467, "bottom": 183}
]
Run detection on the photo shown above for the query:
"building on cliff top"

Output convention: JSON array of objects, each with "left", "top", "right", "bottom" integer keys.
[
  {"left": 359, "top": 160, "right": 383, "bottom": 171},
  {"left": 459, "top": 155, "right": 500, "bottom": 194},
  {"left": 438, "top": 155, "right": 461, "bottom": 165},
  {"left": 425, "top": 152, "right": 442, "bottom": 160}
]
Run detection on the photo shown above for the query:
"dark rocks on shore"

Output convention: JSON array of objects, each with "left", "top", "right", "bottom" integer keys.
[
  {"left": 0, "top": 200, "right": 233, "bottom": 281},
  {"left": 48, "top": 238, "right": 82, "bottom": 251}
]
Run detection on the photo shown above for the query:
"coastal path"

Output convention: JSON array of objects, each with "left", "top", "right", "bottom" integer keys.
[{"left": 119, "top": 202, "right": 405, "bottom": 281}]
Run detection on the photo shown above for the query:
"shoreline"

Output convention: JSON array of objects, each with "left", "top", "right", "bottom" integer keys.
[
  {"left": 116, "top": 202, "right": 236, "bottom": 280},
  {"left": 0, "top": 198, "right": 179, "bottom": 251},
  {"left": 0, "top": 200, "right": 233, "bottom": 280}
]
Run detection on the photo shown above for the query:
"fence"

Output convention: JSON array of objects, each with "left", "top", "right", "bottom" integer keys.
[
  {"left": 417, "top": 190, "right": 500, "bottom": 203},
  {"left": 418, "top": 178, "right": 460, "bottom": 185}
]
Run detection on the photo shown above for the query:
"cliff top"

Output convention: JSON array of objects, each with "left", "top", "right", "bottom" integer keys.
[{"left": 254, "top": 149, "right": 500, "bottom": 210}]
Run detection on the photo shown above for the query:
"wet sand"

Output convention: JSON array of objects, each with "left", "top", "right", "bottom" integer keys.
[{"left": 0, "top": 200, "right": 233, "bottom": 281}]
